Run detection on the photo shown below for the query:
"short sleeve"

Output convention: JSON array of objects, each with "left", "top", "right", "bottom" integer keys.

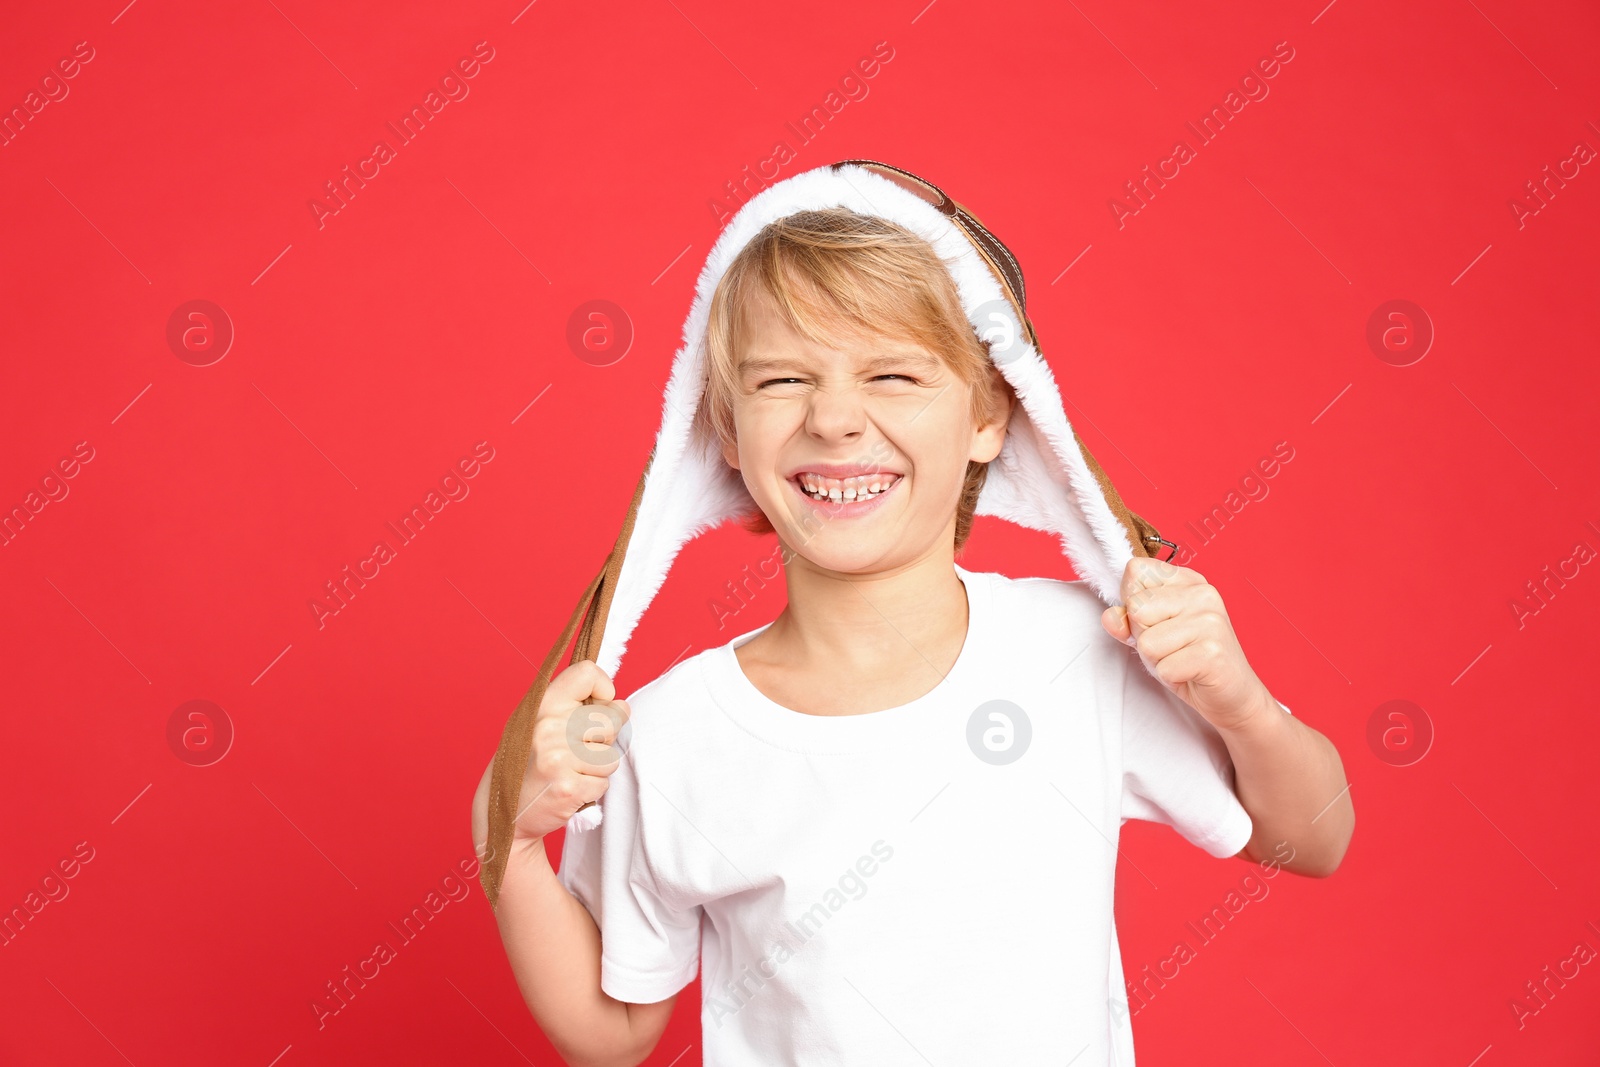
[
  {"left": 556, "top": 722, "right": 703, "bottom": 1003},
  {"left": 1119, "top": 653, "right": 1254, "bottom": 859}
]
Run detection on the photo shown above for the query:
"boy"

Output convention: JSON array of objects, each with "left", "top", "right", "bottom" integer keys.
[{"left": 471, "top": 163, "right": 1353, "bottom": 1066}]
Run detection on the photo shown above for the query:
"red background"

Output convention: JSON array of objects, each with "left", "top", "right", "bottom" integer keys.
[{"left": 3, "top": 0, "right": 1598, "bottom": 1063}]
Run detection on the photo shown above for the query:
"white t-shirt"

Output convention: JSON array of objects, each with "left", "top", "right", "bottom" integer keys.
[{"left": 558, "top": 564, "right": 1287, "bottom": 1065}]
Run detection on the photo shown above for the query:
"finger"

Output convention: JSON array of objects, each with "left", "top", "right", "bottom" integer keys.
[
  {"left": 561, "top": 702, "right": 630, "bottom": 775},
  {"left": 1102, "top": 605, "right": 1134, "bottom": 644},
  {"left": 571, "top": 745, "right": 626, "bottom": 779},
  {"left": 1125, "top": 584, "right": 1196, "bottom": 634},
  {"left": 565, "top": 769, "right": 615, "bottom": 806},
  {"left": 1144, "top": 639, "right": 1218, "bottom": 690},
  {"left": 569, "top": 700, "right": 627, "bottom": 744},
  {"left": 1121, "top": 557, "right": 1201, "bottom": 602},
  {"left": 545, "top": 658, "right": 617, "bottom": 711},
  {"left": 515, "top": 772, "right": 609, "bottom": 830},
  {"left": 1129, "top": 613, "right": 1208, "bottom": 664}
]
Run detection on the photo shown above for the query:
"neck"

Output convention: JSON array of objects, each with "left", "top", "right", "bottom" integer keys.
[{"left": 763, "top": 544, "right": 969, "bottom": 672}]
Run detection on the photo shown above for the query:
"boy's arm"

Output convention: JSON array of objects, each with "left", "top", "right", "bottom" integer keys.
[
  {"left": 471, "top": 760, "right": 676, "bottom": 1067},
  {"left": 1218, "top": 690, "right": 1354, "bottom": 877},
  {"left": 1103, "top": 557, "right": 1354, "bottom": 878}
]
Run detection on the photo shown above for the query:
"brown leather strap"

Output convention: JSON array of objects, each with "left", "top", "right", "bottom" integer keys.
[
  {"left": 1075, "top": 434, "right": 1161, "bottom": 560},
  {"left": 480, "top": 450, "right": 653, "bottom": 908}
]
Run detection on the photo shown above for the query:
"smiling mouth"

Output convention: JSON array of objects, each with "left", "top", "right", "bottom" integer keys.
[{"left": 790, "top": 472, "right": 904, "bottom": 504}]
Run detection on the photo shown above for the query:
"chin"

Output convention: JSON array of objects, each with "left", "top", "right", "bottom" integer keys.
[{"left": 777, "top": 527, "right": 909, "bottom": 575}]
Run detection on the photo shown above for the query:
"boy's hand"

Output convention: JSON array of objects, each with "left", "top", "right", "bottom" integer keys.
[
  {"left": 514, "top": 659, "right": 632, "bottom": 842},
  {"left": 1100, "top": 557, "right": 1273, "bottom": 733}
]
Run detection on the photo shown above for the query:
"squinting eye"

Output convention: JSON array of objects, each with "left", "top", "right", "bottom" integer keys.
[{"left": 757, "top": 375, "right": 917, "bottom": 388}]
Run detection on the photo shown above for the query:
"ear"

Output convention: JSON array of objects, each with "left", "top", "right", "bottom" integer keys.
[
  {"left": 969, "top": 378, "right": 1015, "bottom": 465},
  {"left": 720, "top": 433, "right": 741, "bottom": 472}
]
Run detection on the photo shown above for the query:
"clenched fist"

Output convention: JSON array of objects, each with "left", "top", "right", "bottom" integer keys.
[
  {"left": 472, "top": 658, "right": 632, "bottom": 861},
  {"left": 1100, "top": 557, "right": 1275, "bottom": 733}
]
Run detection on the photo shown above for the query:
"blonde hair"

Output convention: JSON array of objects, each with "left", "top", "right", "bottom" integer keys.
[{"left": 691, "top": 207, "right": 1014, "bottom": 554}]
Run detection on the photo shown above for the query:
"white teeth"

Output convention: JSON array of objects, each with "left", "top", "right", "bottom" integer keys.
[{"left": 796, "top": 473, "right": 900, "bottom": 502}]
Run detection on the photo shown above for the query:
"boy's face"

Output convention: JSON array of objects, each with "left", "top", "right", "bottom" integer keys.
[{"left": 721, "top": 286, "right": 1010, "bottom": 573}]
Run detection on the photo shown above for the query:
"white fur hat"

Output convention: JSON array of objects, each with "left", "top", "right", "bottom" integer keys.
[{"left": 480, "top": 160, "right": 1172, "bottom": 907}]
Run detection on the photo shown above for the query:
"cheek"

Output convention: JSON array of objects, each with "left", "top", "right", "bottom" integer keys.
[
  {"left": 910, "top": 435, "right": 977, "bottom": 508},
  {"left": 727, "top": 411, "right": 787, "bottom": 483},
  {"left": 739, "top": 403, "right": 806, "bottom": 449}
]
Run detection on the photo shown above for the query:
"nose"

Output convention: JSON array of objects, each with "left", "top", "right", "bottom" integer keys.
[{"left": 803, "top": 384, "right": 866, "bottom": 443}]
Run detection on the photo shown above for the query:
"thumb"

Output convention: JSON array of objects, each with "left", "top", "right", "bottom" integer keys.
[{"left": 1102, "top": 605, "right": 1135, "bottom": 646}]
